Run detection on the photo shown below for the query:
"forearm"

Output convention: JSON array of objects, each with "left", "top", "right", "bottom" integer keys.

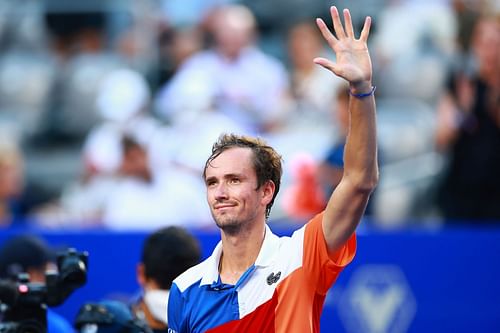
[
  {"left": 321, "top": 82, "right": 378, "bottom": 252},
  {"left": 342, "top": 82, "right": 379, "bottom": 192}
]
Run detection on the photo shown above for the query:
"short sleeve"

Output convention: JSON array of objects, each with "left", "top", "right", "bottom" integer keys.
[{"left": 302, "top": 212, "right": 357, "bottom": 295}]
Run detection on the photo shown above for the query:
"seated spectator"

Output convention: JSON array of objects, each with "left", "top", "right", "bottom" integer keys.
[
  {"left": 286, "top": 20, "right": 344, "bottom": 126},
  {"left": 101, "top": 135, "right": 212, "bottom": 230},
  {"left": 58, "top": 68, "right": 165, "bottom": 225},
  {"left": 155, "top": 4, "right": 291, "bottom": 135},
  {"left": 0, "top": 234, "right": 75, "bottom": 332}
]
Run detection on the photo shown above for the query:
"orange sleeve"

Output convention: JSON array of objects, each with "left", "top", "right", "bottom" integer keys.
[{"left": 302, "top": 212, "right": 357, "bottom": 295}]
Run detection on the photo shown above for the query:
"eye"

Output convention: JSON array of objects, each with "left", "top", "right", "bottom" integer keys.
[
  {"left": 230, "top": 178, "right": 240, "bottom": 184},
  {"left": 206, "top": 179, "right": 217, "bottom": 187}
]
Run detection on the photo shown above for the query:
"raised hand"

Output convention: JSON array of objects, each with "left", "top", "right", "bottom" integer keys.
[{"left": 314, "top": 6, "right": 372, "bottom": 92}]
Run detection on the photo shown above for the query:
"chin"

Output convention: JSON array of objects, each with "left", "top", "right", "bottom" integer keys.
[{"left": 214, "top": 216, "right": 242, "bottom": 231}]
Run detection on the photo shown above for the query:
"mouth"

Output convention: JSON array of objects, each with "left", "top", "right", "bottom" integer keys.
[{"left": 214, "top": 203, "right": 236, "bottom": 211}]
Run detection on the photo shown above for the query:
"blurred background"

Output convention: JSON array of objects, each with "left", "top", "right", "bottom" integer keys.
[{"left": 0, "top": 0, "right": 499, "bottom": 332}]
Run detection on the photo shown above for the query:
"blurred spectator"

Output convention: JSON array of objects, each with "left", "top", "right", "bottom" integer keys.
[
  {"left": 318, "top": 86, "right": 352, "bottom": 198},
  {"left": 0, "top": 139, "right": 55, "bottom": 227},
  {"left": 281, "top": 153, "right": 326, "bottom": 222},
  {"left": 451, "top": 0, "right": 482, "bottom": 55},
  {"left": 100, "top": 135, "right": 212, "bottom": 230},
  {"left": 285, "top": 20, "right": 344, "bottom": 127},
  {"left": 435, "top": 14, "right": 500, "bottom": 222},
  {"left": 132, "top": 226, "right": 201, "bottom": 331},
  {"left": 155, "top": 4, "right": 291, "bottom": 134},
  {"left": 0, "top": 234, "right": 75, "bottom": 332},
  {"left": 318, "top": 85, "right": 380, "bottom": 217},
  {"left": 154, "top": 26, "right": 204, "bottom": 90},
  {"left": 83, "top": 67, "right": 157, "bottom": 176},
  {"left": 371, "top": 0, "right": 456, "bottom": 103},
  {"left": 58, "top": 68, "right": 159, "bottom": 225},
  {"left": 241, "top": 0, "right": 325, "bottom": 60},
  {"left": 58, "top": 67, "right": 213, "bottom": 229}
]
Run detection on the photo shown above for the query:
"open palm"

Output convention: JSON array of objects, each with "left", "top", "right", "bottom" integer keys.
[{"left": 314, "top": 6, "right": 372, "bottom": 88}]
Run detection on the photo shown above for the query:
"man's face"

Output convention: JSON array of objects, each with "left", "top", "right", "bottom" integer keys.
[
  {"left": 205, "top": 147, "right": 268, "bottom": 232},
  {"left": 212, "top": 11, "right": 253, "bottom": 59}
]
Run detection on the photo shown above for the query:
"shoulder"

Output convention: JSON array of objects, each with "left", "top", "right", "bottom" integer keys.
[{"left": 172, "top": 258, "right": 211, "bottom": 292}]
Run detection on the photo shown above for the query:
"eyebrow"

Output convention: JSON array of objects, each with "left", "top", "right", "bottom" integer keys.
[{"left": 205, "top": 173, "right": 245, "bottom": 184}]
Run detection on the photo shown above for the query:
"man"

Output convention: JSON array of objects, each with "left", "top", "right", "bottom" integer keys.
[
  {"left": 155, "top": 4, "right": 290, "bottom": 134},
  {"left": 133, "top": 226, "right": 201, "bottom": 332},
  {"left": 167, "top": 6, "right": 378, "bottom": 333},
  {"left": 0, "top": 235, "right": 75, "bottom": 333}
]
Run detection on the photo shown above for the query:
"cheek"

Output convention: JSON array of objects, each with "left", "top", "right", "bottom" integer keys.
[{"left": 206, "top": 187, "right": 213, "bottom": 202}]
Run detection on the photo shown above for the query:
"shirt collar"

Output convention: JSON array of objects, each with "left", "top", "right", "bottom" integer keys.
[
  {"left": 200, "top": 224, "right": 280, "bottom": 286},
  {"left": 255, "top": 224, "right": 280, "bottom": 267}
]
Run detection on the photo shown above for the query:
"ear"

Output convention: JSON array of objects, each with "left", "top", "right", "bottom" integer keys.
[
  {"left": 137, "top": 263, "right": 146, "bottom": 286},
  {"left": 261, "top": 180, "right": 276, "bottom": 206}
]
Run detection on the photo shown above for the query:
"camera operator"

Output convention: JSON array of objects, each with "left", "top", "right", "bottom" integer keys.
[
  {"left": 132, "top": 226, "right": 201, "bottom": 332},
  {"left": 0, "top": 234, "right": 75, "bottom": 333}
]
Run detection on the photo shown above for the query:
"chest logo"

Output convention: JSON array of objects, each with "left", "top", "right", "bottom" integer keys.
[{"left": 266, "top": 271, "right": 281, "bottom": 285}]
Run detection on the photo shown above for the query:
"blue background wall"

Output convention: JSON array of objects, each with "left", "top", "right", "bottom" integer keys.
[{"left": 1, "top": 225, "right": 500, "bottom": 333}]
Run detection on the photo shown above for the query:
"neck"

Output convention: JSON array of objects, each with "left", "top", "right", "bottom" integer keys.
[{"left": 219, "top": 221, "right": 266, "bottom": 284}]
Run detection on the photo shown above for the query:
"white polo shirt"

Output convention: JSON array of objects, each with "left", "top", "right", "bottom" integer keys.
[{"left": 167, "top": 213, "right": 356, "bottom": 333}]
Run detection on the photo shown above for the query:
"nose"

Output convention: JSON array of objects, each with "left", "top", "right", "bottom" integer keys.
[{"left": 213, "top": 183, "right": 229, "bottom": 201}]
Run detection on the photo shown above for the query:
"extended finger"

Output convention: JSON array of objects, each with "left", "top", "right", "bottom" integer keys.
[
  {"left": 316, "top": 18, "right": 337, "bottom": 48},
  {"left": 330, "top": 6, "right": 346, "bottom": 39},
  {"left": 359, "top": 16, "right": 372, "bottom": 42},
  {"left": 343, "top": 8, "right": 355, "bottom": 38},
  {"left": 313, "top": 57, "right": 340, "bottom": 76}
]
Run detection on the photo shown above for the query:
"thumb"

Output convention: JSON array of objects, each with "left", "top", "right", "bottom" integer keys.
[{"left": 313, "top": 57, "right": 341, "bottom": 76}]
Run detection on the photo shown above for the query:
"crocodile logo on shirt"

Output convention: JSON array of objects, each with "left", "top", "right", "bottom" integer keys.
[{"left": 266, "top": 271, "right": 281, "bottom": 285}]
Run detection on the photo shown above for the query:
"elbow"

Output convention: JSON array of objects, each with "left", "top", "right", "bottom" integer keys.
[
  {"left": 350, "top": 170, "right": 379, "bottom": 194},
  {"left": 356, "top": 179, "right": 378, "bottom": 195}
]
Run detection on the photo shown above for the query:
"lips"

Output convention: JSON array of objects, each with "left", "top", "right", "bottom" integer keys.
[
  {"left": 214, "top": 203, "right": 236, "bottom": 211},
  {"left": 215, "top": 204, "right": 234, "bottom": 210}
]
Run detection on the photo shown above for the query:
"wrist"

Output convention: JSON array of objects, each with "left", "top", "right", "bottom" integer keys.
[
  {"left": 349, "top": 85, "right": 376, "bottom": 99},
  {"left": 349, "top": 81, "right": 373, "bottom": 95}
]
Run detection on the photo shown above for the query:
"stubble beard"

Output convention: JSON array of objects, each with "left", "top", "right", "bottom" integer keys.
[{"left": 213, "top": 213, "right": 244, "bottom": 236}]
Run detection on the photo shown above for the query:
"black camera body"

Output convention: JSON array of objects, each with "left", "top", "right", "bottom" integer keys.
[{"left": 0, "top": 248, "right": 88, "bottom": 333}]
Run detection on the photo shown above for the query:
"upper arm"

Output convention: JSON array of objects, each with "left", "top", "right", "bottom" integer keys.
[{"left": 322, "top": 177, "right": 373, "bottom": 252}]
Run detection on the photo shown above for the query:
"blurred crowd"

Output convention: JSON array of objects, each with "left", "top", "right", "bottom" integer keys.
[{"left": 0, "top": 0, "right": 499, "bottom": 230}]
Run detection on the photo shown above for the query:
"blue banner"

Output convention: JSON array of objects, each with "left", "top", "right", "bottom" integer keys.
[{"left": 1, "top": 226, "right": 499, "bottom": 333}]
